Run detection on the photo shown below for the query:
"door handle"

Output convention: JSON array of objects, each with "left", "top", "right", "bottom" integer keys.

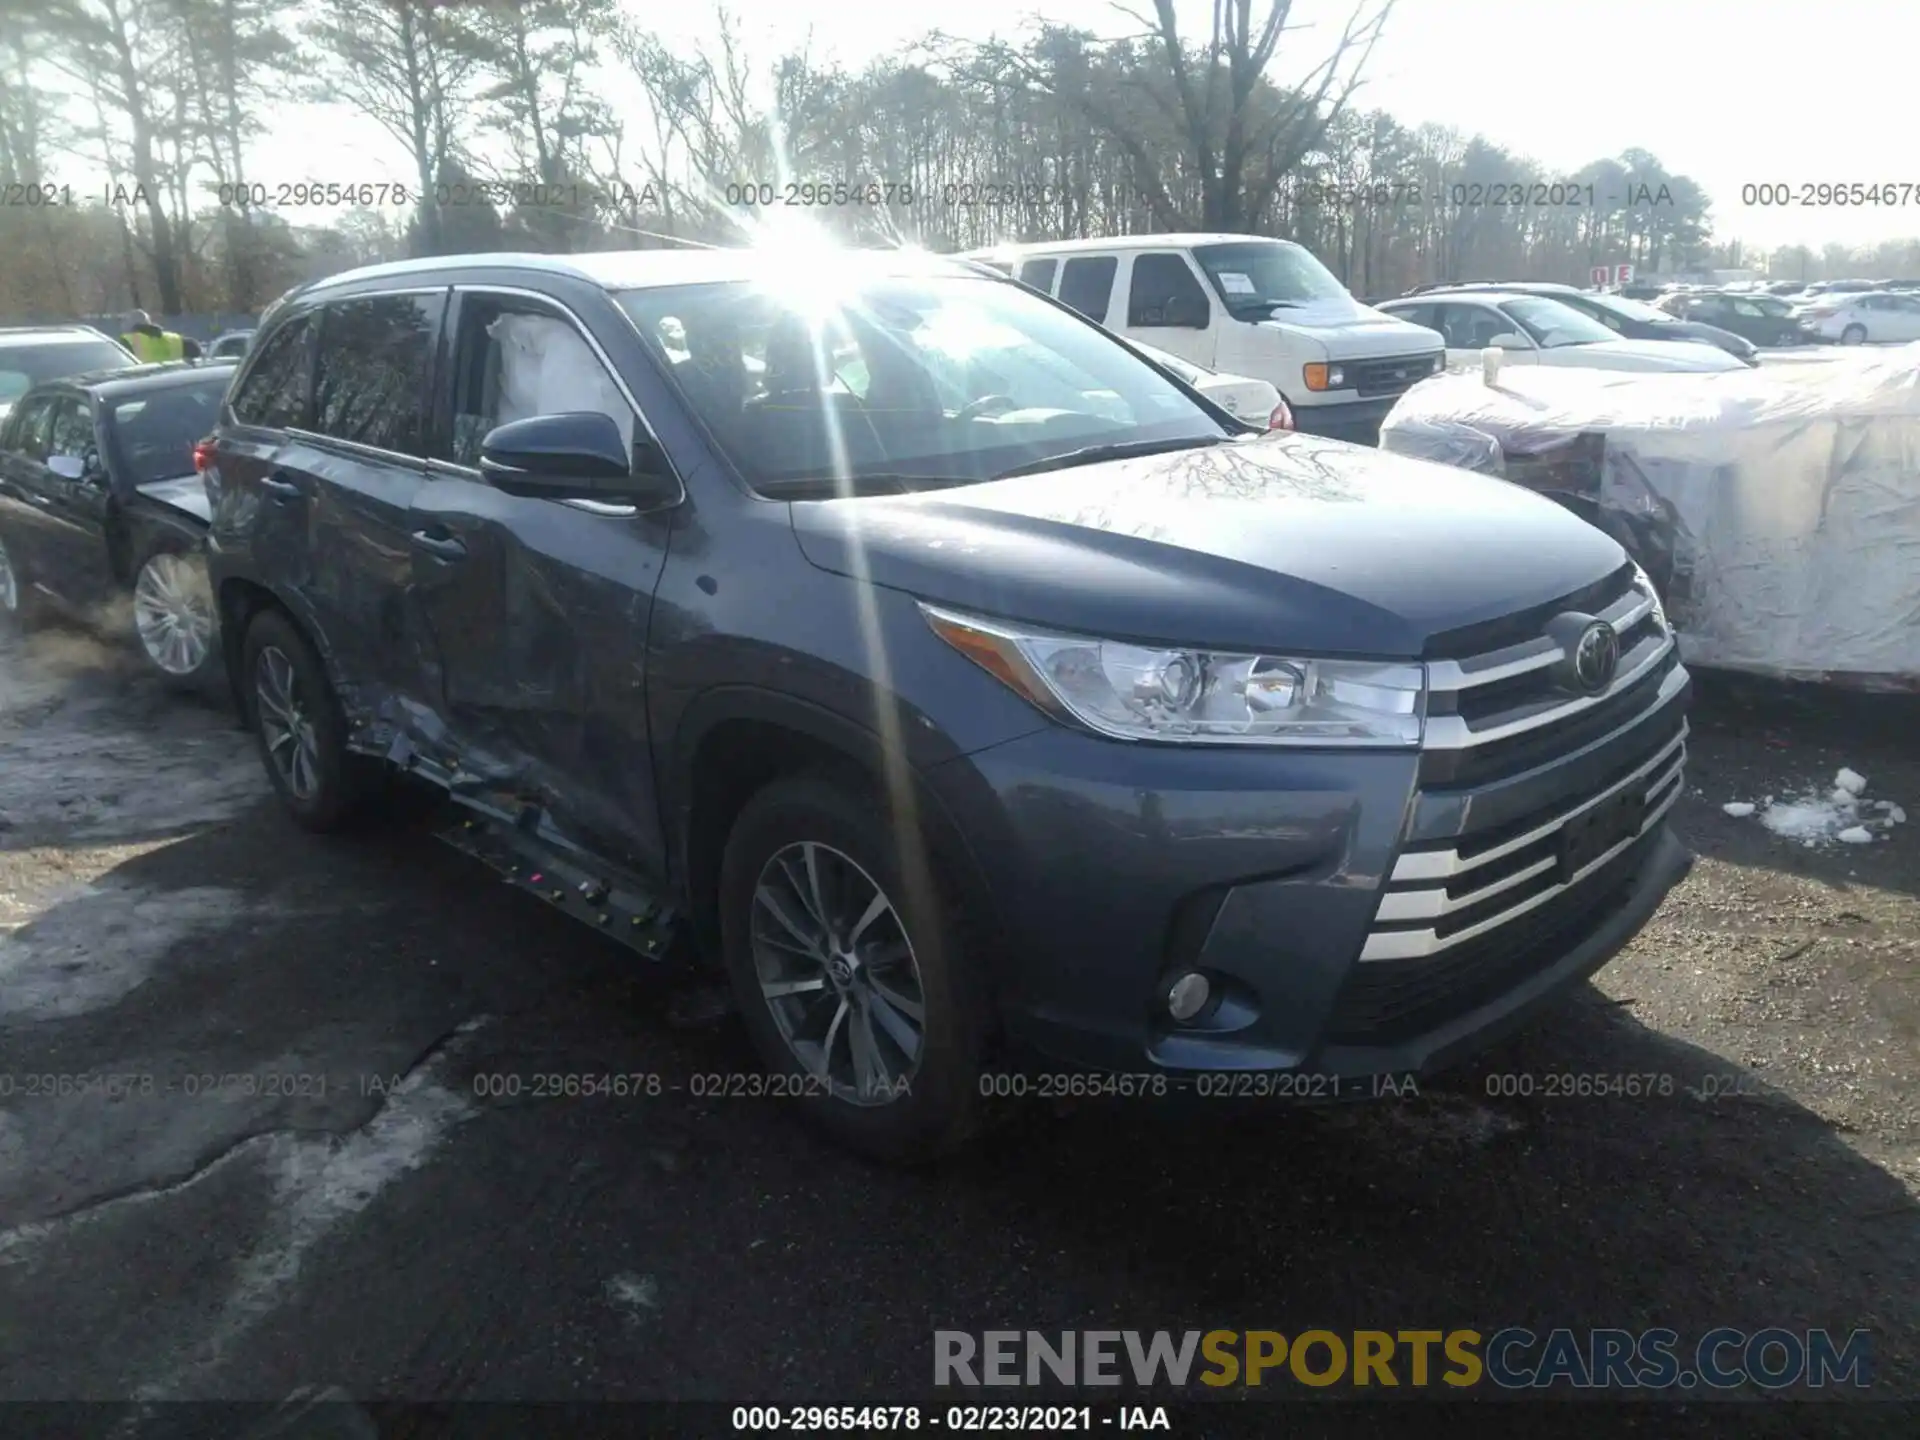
[
  {"left": 259, "top": 472, "right": 301, "bottom": 499},
  {"left": 409, "top": 529, "right": 467, "bottom": 561}
]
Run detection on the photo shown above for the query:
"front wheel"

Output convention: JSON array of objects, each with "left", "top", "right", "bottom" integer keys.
[
  {"left": 240, "top": 608, "right": 381, "bottom": 831},
  {"left": 718, "top": 772, "right": 991, "bottom": 1161},
  {"left": 0, "top": 530, "right": 43, "bottom": 635},
  {"left": 130, "top": 545, "right": 220, "bottom": 689},
  {"left": 1841, "top": 324, "right": 1867, "bottom": 345}
]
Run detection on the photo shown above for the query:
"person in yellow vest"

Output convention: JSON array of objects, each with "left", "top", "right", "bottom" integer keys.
[{"left": 119, "top": 309, "right": 191, "bottom": 363}]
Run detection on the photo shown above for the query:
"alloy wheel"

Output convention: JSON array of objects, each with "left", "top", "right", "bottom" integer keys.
[
  {"left": 750, "top": 840, "right": 927, "bottom": 1105},
  {"left": 133, "top": 552, "right": 215, "bottom": 676},
  {"left": 0, "top": 536, "right": 17, "bottom": 615},
  {"left": 254, "top": 645, "right": 321, "bottom": 800}
]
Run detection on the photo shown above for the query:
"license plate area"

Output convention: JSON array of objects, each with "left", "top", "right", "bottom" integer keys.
[{"left": 1559, "top": 788, "right": 1645, "bottom": 881}]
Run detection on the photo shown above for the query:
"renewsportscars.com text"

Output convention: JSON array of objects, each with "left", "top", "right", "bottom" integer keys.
[{"left": 933, "top": 1328, "right": 1872, "bottom": 1391}]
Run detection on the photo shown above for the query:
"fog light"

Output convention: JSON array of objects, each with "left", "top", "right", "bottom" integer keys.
[{"left": 1166, "top": 971, "right": 1211, "bottom": 1021}]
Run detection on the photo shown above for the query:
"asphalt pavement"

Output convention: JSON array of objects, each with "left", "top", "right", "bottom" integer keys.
[{"left": 0, "top": 622, "right": 1915, "bottom": 1438}]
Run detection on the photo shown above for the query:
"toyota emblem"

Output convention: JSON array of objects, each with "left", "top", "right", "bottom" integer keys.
[{"left": 1572, "top": 621, "right": 1619, "bottom": 695}]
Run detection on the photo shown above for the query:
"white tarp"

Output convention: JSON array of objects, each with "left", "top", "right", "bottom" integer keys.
[{"left": 1378, "top": 348, "right": 1920, "bottom": 687}]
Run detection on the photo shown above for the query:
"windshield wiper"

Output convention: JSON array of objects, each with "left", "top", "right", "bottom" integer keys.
[
  {"left": 991, "top": 435, "right": 1229, "bottom": 482},
  {"left": 756, "top": 473, "right": 978, "bottom": 500}
]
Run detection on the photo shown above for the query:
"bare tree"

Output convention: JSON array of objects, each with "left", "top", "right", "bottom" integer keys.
[
  {"left": 303, "top": 0, "right": 484, "bottom": 256},
  {"left": 43, "top": 0, "right": 195, "bottom": 310}
]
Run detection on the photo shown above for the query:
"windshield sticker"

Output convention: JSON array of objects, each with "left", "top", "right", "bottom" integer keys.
[{"left": 1217, "top": 272, "right": 1257, "bottom": 296}]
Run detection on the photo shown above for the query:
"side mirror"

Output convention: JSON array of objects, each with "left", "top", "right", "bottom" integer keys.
[
  {"left": 478, "top": 412, "right": 678, "bottom": 507},
  {"left": 1487, "top": 332, "right": 1531, "bottom": 351},
  {"left": 47, "top": 453, "right": 87, "bottom": 481}
]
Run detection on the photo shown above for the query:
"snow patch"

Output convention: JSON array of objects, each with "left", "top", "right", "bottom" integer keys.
[
  {"left": 1723, "top": 768, "right": 1905, "bottom": 848},
  {"left": 606, "top": 1273, "right": 661, "bottom": 1318}
]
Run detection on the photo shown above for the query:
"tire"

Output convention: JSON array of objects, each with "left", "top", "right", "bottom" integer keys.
[
  {"left": 0, "top": 529, "right": 43, "bottom": 635},
  {"left": 1841, "top": 324, "right": 1867, "bottom": 345},
  {"left": 718, "top": 771, "right": 991, "bottom": 1161},
  {"left": 129, "top": 543, "right": 222, "bottom": 691},
  {"left": 239, "top": 607, "right": 382, "bottom": 832}
]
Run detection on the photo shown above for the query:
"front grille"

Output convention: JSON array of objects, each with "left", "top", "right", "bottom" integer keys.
[
  {"left": 1346, "top": 353, "right": 1440, "bottom": 399},
  {"left": 1326, "top": 827, "right": 1658, "bottom": 1043},
  {"left": 1330, "top": 564, "right": 1691, "bottom": 1041}
]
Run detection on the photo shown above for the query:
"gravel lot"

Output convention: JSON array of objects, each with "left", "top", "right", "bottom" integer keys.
[{"left": 0, "top": 624, "right": 1915, "bottom": 1435}]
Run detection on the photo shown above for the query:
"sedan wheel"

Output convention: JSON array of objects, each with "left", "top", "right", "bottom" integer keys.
[
  {"left": 254, "top": 644, "right": 322, "bottom": 801},
  {"left": 750, "top": 839, "right": 927, "bottom": 1105},
  {"left": 1841, "top": 324, "right": 1867, "bottom": 345},
  {"left": 132, "top": 551, "right": 216, "bottom": 677}
]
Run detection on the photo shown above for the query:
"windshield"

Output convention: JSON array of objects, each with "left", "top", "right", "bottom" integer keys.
[
  {"left": 106, "top": 375, "right": 228, "bottom": 486},
  {"left": 1588, "top": 293, "right": 1676, "bottom": 324},
  {"left": 0, "top": 339, "right": 135, "bottom": 403},
  {"left": 617, "top": 273, "right": 1226, "bottom": 496},
  {"left": 1499, "top": 296, "right": 1620, "bottom": 348},
  {"left": 1190, "top": 240, "right": 1350, "bottom": 313}
]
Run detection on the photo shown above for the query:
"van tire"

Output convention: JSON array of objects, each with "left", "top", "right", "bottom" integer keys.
[
  {"left": 240, "top": 608, "right": 382, "bottom": 832},
  {"left": 718, "top": 771, "right": 990, "bottom": 1162}
]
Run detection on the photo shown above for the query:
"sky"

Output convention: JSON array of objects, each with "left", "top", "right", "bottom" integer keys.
[{"left": 258, "top": 0, "right": 1918, "bottom": 257}]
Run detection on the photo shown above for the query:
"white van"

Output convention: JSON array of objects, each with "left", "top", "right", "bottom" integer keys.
[{"left": 965, "top": 233, "right": 1446, "bottom": 440}]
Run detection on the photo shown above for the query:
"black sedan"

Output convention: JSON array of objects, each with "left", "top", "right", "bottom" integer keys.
[
  {"left": 1658, "top": 290, "right": 1806, "bottom": 346},
  {"left": 0, "top": 362, "right": 232, "bottom": 686}
]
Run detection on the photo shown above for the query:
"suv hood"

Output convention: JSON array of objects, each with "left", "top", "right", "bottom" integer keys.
[
  {"left": 790, "top": 437, "right": 1624, "bottom": 657},
  {"left": 1258, "top": 300, "right": 1442, "bottom": 361}
]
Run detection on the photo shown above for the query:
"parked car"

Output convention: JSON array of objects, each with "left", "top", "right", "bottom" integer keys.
[
  {"left": 1654, "top": 290, "right": 1806, "bottom": 346},
  {"left": 1122, "top": 336, "right": 1293, "bottom": 430},
  {"left": 1794, "top": 290, "right": 1920, "bottom": 344},
  {"left": 205, "top": 248, "right": 1693, "bottom": 1159},
  {"left": 1420, "top": 283, "right": 1758, "bottom": 364},
  {"left": 0, "top": 326, "right": 139, "bottom": 423},
  {"left": 963, "top": 234, "right": 1445, "bottom": 441},
  {"left": 1375, "top": 291, "right": 1745, "bottom": 373},
  {"left": 208, "top": 329, "right": 256, "bottom": 360},
  {"left": 0, "top": 361, "right": 232, "bottom": 685},
  {"left": 1764, "top": 281, "right": 1805, "bottom": 296}
]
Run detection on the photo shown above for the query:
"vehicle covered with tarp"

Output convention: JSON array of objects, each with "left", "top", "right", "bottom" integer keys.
[{"left": 1377, "top": 349, "right": 1920, "bottom": 689}]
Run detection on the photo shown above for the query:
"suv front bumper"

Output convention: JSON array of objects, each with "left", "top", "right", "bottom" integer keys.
[{"left": 927, "top": 695, "right": 1692, "bottom": 1084}]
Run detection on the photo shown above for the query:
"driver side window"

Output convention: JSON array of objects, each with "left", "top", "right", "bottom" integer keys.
[
  {"left": 8, "top": 394, "right": 59, "bottom": 462},
  {"left": 47, "top": 398, "right": 97, "bottom": 469},
  {"left": 441, "top": 294, "right": 636, "bottom": 467}
]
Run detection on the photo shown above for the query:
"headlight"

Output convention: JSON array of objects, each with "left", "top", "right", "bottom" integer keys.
[{"left": 920, "top": 603, "right": 1425, "bottom": 747}]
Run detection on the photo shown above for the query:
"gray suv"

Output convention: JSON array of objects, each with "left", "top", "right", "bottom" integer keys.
[{"left": 205, "top": 248, "right": 1692, "bottom": 1159}]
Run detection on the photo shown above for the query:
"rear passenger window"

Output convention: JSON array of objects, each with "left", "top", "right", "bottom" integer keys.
[
  {"left": 229, "top": 316, "right": 313, "bottom": 430},
  {"left": 1057, "top": 256, "right": 1118, "bottom": 323},
  {"left": 1016, "top": 258, "right": 1058, "bottom": 293},
  {"left": 312, "top": 293, "right": 440, "bottom": 454},
  {"left": 1128, "top": 253, "right": 1209, "bottom": 327}
]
